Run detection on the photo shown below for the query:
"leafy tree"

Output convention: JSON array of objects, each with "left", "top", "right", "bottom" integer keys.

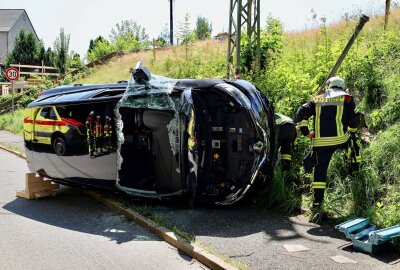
[
  {"left": 69, "top": 51, "right": 83, "bottom": 68},
  {"left": 110, "top": 20, "right": 150, "bottom": 51},
  {"left": 241, "top": 16, "right": 283, "bottom": 73},
  {"left": 178, "top": 13, "right": 195, "bottom": 60},
  {"left": 156, "top": 23, "right": 170, "bottom": 46},
  {"left": 36, "top": 43, "right": 55, "bottom": 66},
  {"left": 87, "top": 40, "right": 114, "bottom": 62},
  {"left": 195, "top": 16, "right": 212, "bottom": 40},
  {"left": 53, "top": 28, "right": 70, "bottom": 76},
  {"left": 88, "top": 36, "right": 107, "bottom": 53},
  {"left": 6, "top": 29, "right": 38, "bottom": 65}
]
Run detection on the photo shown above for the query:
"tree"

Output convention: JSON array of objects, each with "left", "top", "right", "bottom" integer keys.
[
  {"left": 178, "top": 13, "right": 195, "bottom": 60},
  {"left": 195, "top": 16, "right": 212, "bottom": 40},
  {"left": 156, "top": 23, "right": 170, "bottom": 46},
  {"left": 44, "top": 47, "right": 55, "bottom": 66},
  {"left": 6, "top": 29, "right": 38, "bottom": 65},
  {"left": 88, "top": 36, "right": 107, "bottom": 53},
  {"left": 53, "top": 28, "right": 70, "bottom": 76},
  {"left": 87, "top": 40, "right": 114, "bottom": 62},
  {"left": 110, "top": 20, "right": 150, "bottom": 51},
  {"left": 69, "top": 51, "right": 83, "bottom": 68}
]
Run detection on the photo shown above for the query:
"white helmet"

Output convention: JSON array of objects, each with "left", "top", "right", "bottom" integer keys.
[{"left": 326, "top": 76, "right": 345, "bottom": 90}]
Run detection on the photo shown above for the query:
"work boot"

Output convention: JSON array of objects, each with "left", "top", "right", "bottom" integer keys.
[{"left": 309, "top": 202, "right": 323, "bottom": 224}]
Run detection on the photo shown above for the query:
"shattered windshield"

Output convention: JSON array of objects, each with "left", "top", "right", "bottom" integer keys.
[{"left": 117, "top": 75, "right": 178, "bottom": 111}]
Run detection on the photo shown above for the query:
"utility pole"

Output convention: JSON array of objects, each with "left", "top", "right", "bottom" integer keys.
[
  {"left": 227, "top": 0, "right": 260, "bottom": 78},
  {"left": 169, "top": 0, "right": 174, "bottom": 45},
  {"left": 384, "top": 0, "right": 391, "bottom": 31}
]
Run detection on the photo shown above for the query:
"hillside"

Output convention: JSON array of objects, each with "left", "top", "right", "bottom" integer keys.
[{"left": 74, "top": 41, "right": 228, "bottom": 84}]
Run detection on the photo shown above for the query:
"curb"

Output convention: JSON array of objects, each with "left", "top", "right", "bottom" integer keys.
[
  {"left": 0, "top": 144, "right": 238, "bottom": 270},
  {"left": 86, "top": 191, "right": 238, "bottom": 270},
  {"left": 0, "top": 144, "right": 26, "bottom": 159}
]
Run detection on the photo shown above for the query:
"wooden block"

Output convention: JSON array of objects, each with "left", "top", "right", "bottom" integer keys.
[
  {"left": 26, "top": 183, "right": 60, "bottom": 194},
  {"left": 33, "top": 191, "right": 52, "bottom": 198},
  {"left": 16, "top": 190, "right": 35, "bottom": 200},
  {"left": 25, "top": 173, "right": 38, "bottom": 185}
]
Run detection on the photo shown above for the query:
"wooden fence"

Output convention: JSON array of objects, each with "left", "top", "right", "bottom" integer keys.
[{"left": 10, "top": 62, "right": 60, "bottom": 80}]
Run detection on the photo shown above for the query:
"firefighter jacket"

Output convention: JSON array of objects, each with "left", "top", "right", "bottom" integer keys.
[
  {"left": 95, "top": 120, "right": 103, "bottom": 138},
  {"left": 85, "top": 116, "right": 95, "bottom": 135},
  {"left": 296, "top": 88, "right": 358, "bottom": 148},
  {"left": 104, "top": 121, "right": 112, "bottom": 137}
]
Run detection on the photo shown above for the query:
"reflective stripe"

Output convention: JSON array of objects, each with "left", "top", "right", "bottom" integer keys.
[
  {"left": 348, "top": 127, "right": 357, "bottom": 133},
  {"left": 315, "top": 106, "right": 321, "bottom": 138},
  {"left": 336, "top": 104, "right": 344, "bottom": 137},
  {"left": 312, "top": 132, "right": 350, "bottom": 147},
  {"left": 314, "top": 97, "right": 345, "bottom": 103},
  {"left": 299, "top": 119, "right": 308, "bottom": 127},
  {"left": 312, "top": 181, "right": 326, "bottom": 190},
  {"left": 281, "top": 154, "right": 291, "bottom": 161}
]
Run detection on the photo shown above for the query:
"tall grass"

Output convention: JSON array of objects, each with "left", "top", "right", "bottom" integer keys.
[
  {"left": 74, "top": 41, "right": 227, "bottom": 84},
  {"left": 0, "top": 109, "right": 24, "bottom": 135}
]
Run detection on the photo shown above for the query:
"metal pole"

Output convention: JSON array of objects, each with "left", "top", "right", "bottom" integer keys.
[
  {"left": 319, "top": 14, "right": 369, "bottom": 93},
  {"left": 236, "top": 0, "right": 242, "bottom": 73},
  {"left": 227, "top": 0, "right": 234, "bottom": 78},
  {"left": 169, "top": 0, "right": 174, "bottom": 45},
  {"left": 11, "top": 81, "right": 14, "bottom": 119}
]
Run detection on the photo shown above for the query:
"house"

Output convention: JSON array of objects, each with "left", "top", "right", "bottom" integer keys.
[
  {"left": 214, "top": 32, "right": 229, "bottom": 42},
  {"left": 0, "top": 9, "right": 39, "bottom": 63}
]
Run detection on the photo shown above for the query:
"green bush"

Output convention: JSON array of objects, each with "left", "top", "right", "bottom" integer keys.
[{"left": 0, "top": 109, "right": 24, "bottom": 135}]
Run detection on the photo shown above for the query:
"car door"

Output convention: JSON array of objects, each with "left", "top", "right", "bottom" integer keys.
[{"left": 34, "top": 107, "right": 57, "bottom": 145}]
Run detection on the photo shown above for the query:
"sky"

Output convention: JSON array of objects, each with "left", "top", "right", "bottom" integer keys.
[{"left": 1, "top": 0, "right": 395, "bottom": 59}]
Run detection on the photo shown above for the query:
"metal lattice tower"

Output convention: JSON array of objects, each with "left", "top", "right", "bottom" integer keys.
[{"left": 227, "top": 0, "right": 260, "bottom": 78}]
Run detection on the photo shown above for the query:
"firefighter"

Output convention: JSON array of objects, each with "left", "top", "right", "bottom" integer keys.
[
  {"left": 275, "top": 113, "right": 297, "bottom": 171},
  {"left": 85, "top": 111, "right": 95, "bottom": 157},
  {"left": 103, "top": 116, "right": 113, "bottom": 152},
  {"left": 296, "top": 76, "right": 359, "bottom": 210},
  {"left": 94, "top": 115, "right": 103, "bottom": 154}
]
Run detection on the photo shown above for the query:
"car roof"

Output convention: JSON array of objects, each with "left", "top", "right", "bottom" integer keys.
[
  {"left": 39, "top": 82, "right": 129, "bottom": 97},
  {"left": 28, "top": 83, "right": 128, "bottom": 108}
]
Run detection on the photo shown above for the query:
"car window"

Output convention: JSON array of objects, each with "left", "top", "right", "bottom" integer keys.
[
  {"left": 49, "top": 108, "right": 57, "bottom": 119},
  {"left": 91, "top": 89, "right": 125, "bottom": 98},
  {"left": 40, "top": 107, "right": 51, "bottom": 118}
]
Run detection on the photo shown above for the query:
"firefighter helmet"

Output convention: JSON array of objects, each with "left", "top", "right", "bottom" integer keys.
[
  {"left": 326, "top": 76, "right": 345, "bottom": 90},
  {"left": 96, "top": 115, "right": 101, "bottom": 119},
  {"left": 89, "top": 111, "right": 95, "bottom": 116}
]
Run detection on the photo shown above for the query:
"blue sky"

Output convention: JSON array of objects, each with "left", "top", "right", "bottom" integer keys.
[{"left": 2, "top": 0, "right": 395, "bottom": 59}]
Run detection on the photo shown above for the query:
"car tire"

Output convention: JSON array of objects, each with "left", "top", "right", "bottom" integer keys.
[{"left": 53, "top": 136, "right": 67, "bottom": 156}]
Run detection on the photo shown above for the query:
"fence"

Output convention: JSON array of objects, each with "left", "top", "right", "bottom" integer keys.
[{"left": 10, "top": 62, "right": 60, "bottom": 81}]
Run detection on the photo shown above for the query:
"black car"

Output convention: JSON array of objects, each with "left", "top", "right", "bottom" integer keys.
[{"left": 24, "top": 64, "right": 275, "bottom": 206}]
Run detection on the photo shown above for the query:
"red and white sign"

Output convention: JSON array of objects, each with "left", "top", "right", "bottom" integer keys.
[{"left": 5, "top": 67, "right": 19, "bottom": 81}]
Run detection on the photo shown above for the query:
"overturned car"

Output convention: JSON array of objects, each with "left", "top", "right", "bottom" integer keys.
[{"left": 23, "top": 64, "right": 275, "bottom": 205}]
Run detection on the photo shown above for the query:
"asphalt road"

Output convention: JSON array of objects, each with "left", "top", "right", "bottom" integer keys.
[
  {"left": 0, "top": 149, "right": 207, "bottom": 270},
  {"left": 147, "top": 202, "right": 400, "bottom": 270}
]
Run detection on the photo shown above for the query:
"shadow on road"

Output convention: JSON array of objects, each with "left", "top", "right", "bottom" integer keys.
[{"left": 2, "top": 187, "right": 159, "bottom": 245}]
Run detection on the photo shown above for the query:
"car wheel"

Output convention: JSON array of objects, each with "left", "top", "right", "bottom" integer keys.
[{"left": 53, "top": 136, "right": 67, "bottom": 156}]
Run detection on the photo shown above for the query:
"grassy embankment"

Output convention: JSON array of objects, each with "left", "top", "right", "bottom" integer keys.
[{"left": 74, "top": 40, "right": 228, "bottom": 84}]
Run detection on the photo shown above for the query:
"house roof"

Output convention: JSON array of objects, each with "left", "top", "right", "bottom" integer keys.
[
  {"left": 0, "top": 9, "right": 38, "bottom": 39},
  {"left": 0, "top": 9, "right": 25, "bottom": 32}
]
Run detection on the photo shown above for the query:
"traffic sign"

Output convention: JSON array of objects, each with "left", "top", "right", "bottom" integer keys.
[{"left": 5, "top": 67, "right": 19, "bottom": 81}]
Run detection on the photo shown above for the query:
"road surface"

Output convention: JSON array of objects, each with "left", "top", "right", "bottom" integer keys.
[{"left": 0, "top": 148, "right": 207, "bottom": 270}]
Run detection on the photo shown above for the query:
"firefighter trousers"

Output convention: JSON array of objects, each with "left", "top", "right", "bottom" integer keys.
[
  {"left": 279, "top": 123, "right": 297, "bottom": 171},
  {"left": 312, "top": 147, "right": 337, "bottom": 205}
]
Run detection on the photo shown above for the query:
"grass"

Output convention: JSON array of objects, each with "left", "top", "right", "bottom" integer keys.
[
  {"left": 74, "top": 40, "right": 228, "bottom": 84},
  {"left": 0, "top": 109, "right": 24, "bottom": 135}
]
